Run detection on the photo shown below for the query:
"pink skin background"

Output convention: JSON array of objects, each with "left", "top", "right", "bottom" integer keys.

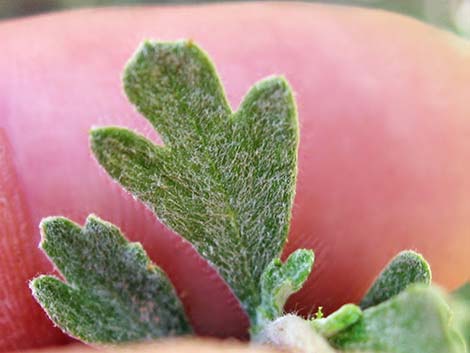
[{"left": 1, "top": 3, "right": 470, "bottom": 351}]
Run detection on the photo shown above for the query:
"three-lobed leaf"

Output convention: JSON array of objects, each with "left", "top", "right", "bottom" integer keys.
[
  {"left": 91, "top": 40, "right": 299, "bottom": 322},
  {"left": 31, "top": 215, "right": 191, "bottom": 343}
]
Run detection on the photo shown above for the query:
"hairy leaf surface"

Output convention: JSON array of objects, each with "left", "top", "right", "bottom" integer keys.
[
  {"left": 31, "top": 215, "right": 191, "bottom": 343},
  {"left": 91, "top": 40, "right": 299, "bottom": 321},
  {"left": 451, "top": 282, "right": 470, "bottom": 349},
  {"left": 331, "top": 285, "right": 465, "bottom": 353},
  {"left": 360, "top": 250, "right": 431, "bottom": 309},
  {"left": 253, "top": 249, "right": 314, "bottom": 333}
]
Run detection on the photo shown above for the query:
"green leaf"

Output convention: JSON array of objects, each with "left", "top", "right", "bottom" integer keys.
[
  {"left": 253, "top": 249, "right": 314, "bottom": 333},
  {"left": 91, "top": 40, "right": 299, "bottom": 322},
  {"left": 360, "top": 250, "right": 431, "bottom": 309},
  {"left": 451, "top": 282, "right": 470, "bottom": 349},
  {"left": 30, "top": 215, "right": 191, "bottom": 343},
  {"left": 330, "top": 284, "right": 466, "bottom": 353},
  {"left": 311, "top": 304, "right": 362, "bottom": 338}
]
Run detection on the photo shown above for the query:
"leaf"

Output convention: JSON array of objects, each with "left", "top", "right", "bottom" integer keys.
[
  {"left": 360, "top": 250, "right": 431, "bottom": 309},
  {"left": 330, "top": 284, "right": 466, "bottom": 353},
  {"left": 311, "top": 304, "right": 362, "bottom": 338},
  {"left": 30, "top": 215, "right": 191, "bottom": 343},
  {"left": 451, "top": 282, "right": 470, "bottom": 349},
  {"left": 253, "top": 249, "right": 314, "bottom": 333},
  {"left": 91, "top": 40, "right": 299, "bottom": 322}
]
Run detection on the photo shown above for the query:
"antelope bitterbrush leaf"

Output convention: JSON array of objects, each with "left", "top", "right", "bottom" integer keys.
[
  {"left": 360, "top": 250, "right": 432, "bottom": 309},
  {"left": 30, "top": 215, "right": 191, "bottom": 343},
  {"left": 90, "top": 40, "right": 299, "bottom": 323}
]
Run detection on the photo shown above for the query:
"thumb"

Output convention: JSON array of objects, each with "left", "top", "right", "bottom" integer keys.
[
  {"left": 20, "top": 339, "right": 278, "bottom": 353},
  {"left": 0, "top": 123, "right": 246, "bottom": 352}
]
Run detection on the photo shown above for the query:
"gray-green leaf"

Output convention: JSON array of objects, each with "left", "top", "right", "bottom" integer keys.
[
  {"left": 451, "top": 282, "right": 470, "bottom": 349},
  {"left": 91, "top": 40, "right": 299, "bottom": 322},
  {"left": 331, "top": 284, "right": 466, "bottom": 353},
  {"left": 360, "top": 250, "right": 431, "bottom": 309},
  {"left": 30, "top": 215, "right": 191, "bottom": 343},
  {"left": 253, "top": 249, "right": 314, "bottom": 333}
]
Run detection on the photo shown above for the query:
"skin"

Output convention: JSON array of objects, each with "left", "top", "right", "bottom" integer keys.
[
  {"left": 24, "top": 339, "right": 280, "bottom": 353},
  {"left": 0, "top": 3, "right": 469, "bottom": 352}
]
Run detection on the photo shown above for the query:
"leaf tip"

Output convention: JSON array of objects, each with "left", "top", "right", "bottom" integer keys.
[
  {"left": 39, "top": 216, "right": 74, "bottom": 249},
  {"left": 89, "top": 126, "right": 108, "bottom": 150},
  {"left": 360, "top": 249, "right": 433, "bottom": 309},
  {"left": 29, "top": 275, "right": 42, "bottom": 294},
  {"left": 29, "top": 275, "right": 57, "bottom": 300},
  {"left": 397, "top": 249, "right": 432, "bottom": 283},
  {"left": 89, "top": 126, "right": 124, "bottom": 166}
]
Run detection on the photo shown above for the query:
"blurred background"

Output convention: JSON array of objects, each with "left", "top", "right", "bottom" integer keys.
[{"left": 0, "top": 0, "right": 469, "bottom": 38}]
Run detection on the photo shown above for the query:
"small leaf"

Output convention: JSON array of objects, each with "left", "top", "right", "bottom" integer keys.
[
  {"left": 451, "top": 282, "right": 470, "bottom": 349},
  {"left": 360, "top": 250, "right": 431, "bottom": 309},
  {"left": 330, "top": 284, "right": 466, "bottom": 353},
  {"left": 91, "top": 40, "right": 299, "bottom": 322},
  {"left": 30, "top": 215, "right": 191, "bottom": 343},
  {"left": 253, "top": 249, "right": 314, "bottom": 333},
  {"left": 311, "top": 304, "right": 362, "bottom": 338}
]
